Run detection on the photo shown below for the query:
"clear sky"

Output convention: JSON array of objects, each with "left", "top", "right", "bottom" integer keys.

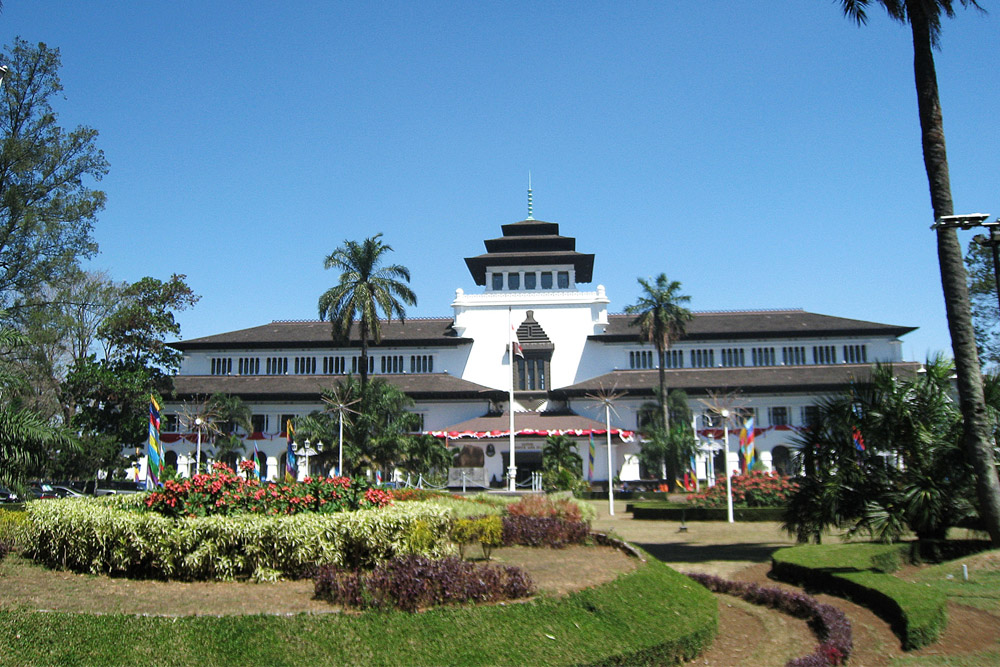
[{"left": 2, "top": 2, "right": 997, "bottom": 361}]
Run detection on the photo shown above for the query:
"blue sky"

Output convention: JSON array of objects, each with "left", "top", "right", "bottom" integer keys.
[{"left": 2, "top": 2, "right": 997, "bottom": 361}]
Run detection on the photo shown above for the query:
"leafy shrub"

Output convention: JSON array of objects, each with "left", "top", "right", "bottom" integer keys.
[
  {"left": 506, "top": 493, "right": 584, "bottom": 522},
  {"left": 687, "top": 472, "right": 797, "bottom": 508},
  {"left": 502, "top": 515, "right": 589, "bottom": 548},
  {"left": 23, "top": 498, "right": 452, "bottom": 580},
  {"left": 450, "top": 516, "right": 503, "bottom": 559},
  {"left": 144, "top": 465, "right": 391, "bottom": 517},
  {"left": 0, "top": 509, "right": 28, "bottom": 551},
  {"left": 313, "top": 554, "right": 534, "bottom": 611},
  {"left": 389, "top": 488, "right": 464, "bottom": 502},
  {"left": 688, "top": 572, "right": 852, "bottom": 667}
]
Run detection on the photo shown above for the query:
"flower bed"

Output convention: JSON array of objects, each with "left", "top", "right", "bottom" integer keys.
[
  {"left": 687, "top": 572, "right": 852, "bottom": 667},
  {"left": 314, "top": 554, "right": 534, "bottom": 611},
  {"left": 687, "top": 472, "right": 797, "bottom": 508},
  {"left": 145, "top": 463, "right": 392, "bottom": 517}
]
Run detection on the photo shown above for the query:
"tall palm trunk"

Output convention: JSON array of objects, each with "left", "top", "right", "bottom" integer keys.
[
  {"left": 359, "top": 319, "right": 369, "bottom": 387},
  {"left": 657, "top": 346, "right": 677, "bottom": 490},
  {"left": 910, "top": 8, "right": 1000, "bottom": 544}
]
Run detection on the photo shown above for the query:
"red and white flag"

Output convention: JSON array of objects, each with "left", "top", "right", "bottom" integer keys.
[{"left": 511, "top": 325, "right": 524, "bottom": 358}]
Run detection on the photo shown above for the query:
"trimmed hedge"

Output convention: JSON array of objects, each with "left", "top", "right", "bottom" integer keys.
[
  {"left": 771, "top": 543, "right": 947, "bottom": 650},
  {"left": 0, "top": 554, "right": 717, "bottom": 666},
  {"left": 22, "top": 497, "right": 453, "bottom": 580},
  {"left": 628, "top": 504, "right": 786, "bottom": 522}
]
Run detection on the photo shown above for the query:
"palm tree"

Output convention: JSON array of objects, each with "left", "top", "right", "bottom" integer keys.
[
  {"left": 625, "top": 274, "right": 693, "bottom": 436},
  {"left": 318, "top": 234, "right": 417, "bottom": 387},
  {"left": 836, "top": 0, "right": 1000, "bottom": 546}
]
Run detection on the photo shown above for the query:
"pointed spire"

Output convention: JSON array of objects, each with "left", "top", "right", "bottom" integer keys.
[{"left": 526, "top": 172, "right": 534, "bottom": 220}]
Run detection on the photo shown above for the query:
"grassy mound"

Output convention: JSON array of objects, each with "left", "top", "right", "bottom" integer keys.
[{"left": 0, "top": 555, "right": 716, "bottom": 666}]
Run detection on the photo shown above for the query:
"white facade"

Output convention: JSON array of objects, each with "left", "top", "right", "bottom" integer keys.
[{"left": 162, "top": 217, "right": 916, "bottom": 488}]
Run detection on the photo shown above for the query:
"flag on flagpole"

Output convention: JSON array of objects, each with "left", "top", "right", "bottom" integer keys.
[
  {"left": 285, "top": 419, "right": 297, "bottom": 483},
  {"left": 146, "top": 395, "right": 163, "bottom": 490},
  {"left": 745, "top": 416, "right": 756, "bottom": 471},
  {"left": 376, "top": 469, "right": 382, "bottom": 485},
  {"left": 253, "top": 440, "right": 264, "bottom": 482},
  {"left": 588, "top": 433, "right": 595, "bottom": 480},
  {"left": 511, "top": 325, "right": 524, "bottom": 358}
]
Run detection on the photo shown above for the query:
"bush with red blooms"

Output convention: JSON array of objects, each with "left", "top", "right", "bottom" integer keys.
[
  {"left": 686, "top": 471, "right": 798, "bottom": 508},
  {"left": 506, "top": 493, "right": 583, "bottom": 522},
  {"left": 144, "top": 462, "right": 393, "bottom": 518}
]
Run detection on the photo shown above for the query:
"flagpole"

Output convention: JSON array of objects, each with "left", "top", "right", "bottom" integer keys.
[{"left": 508, "top": 307, "right": 517, "bottom": 492}]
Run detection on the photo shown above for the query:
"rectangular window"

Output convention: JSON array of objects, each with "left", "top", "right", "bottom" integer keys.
[
  {"left": 492, "top": 273, "right": 503, "bottom": 290},
  {"left": 691, "top": 348, "right": 715, "bottom": 368},
  {"left": 629, "top": 350, "right": 653, "bottom": 369},
  {"left": 410, "top": 355, "right": 433, "bottom": 373},
  {"left": 210, "top": 358, "right": 233, "bottom": 375},
  {"left": 279, "top": 414, "right": 296, "bottom": 434},
  {"left": 768, "top": 406, "right": 789, "bottom": 427},
  {"left": 251, "top": 414, "right": 267, "bottom": 434},
  {"left": 843, "top": 344, "right": 868, "bottom": 364},
  {"left": 557, "top": 271, "right": 569, "bottom": 288},
  {"left": 266, "top": 357, "right": 288, "bottom": 375},
  {"left": 541, "top": 272, "right": 553, "bottom": 289},
  {"left": 508, "top": 273, "right": 520, "bottom": 290},
  {"left": 524, "top": 272, "right": 536, "bottom": 289},
  {"left": 752, "top": 347, "right": 776, "bottom": 367},
  {"left": 162, "top": 414, "right": 178, "bottom": 432},
  {"left": 813, "top": 345, "right": 837, "bottom": 365},
  {"left": 801, "top": 405, "right": 820, "bottom": 428},
  {"left": 721, "top": 348, "right": 745, "bottom": 367},
  {"left": 665, "top": 349, "right": 683, "bottom": 368},
  {"left": 782, "top": 346, "right": 806, "bottom": 365}
]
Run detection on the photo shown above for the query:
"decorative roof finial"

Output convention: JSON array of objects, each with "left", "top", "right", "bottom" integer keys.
[{"left": 527, "top": 172, "right": 534, "bottom": 220}]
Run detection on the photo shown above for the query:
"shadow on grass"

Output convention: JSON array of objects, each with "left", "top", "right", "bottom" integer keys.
[{"left": 635, "top": 541, "right": 788, "bottom": 565}]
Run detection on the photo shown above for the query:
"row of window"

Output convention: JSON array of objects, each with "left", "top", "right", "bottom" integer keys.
[
  {"left": 685, "top": 405, "right": 817, "bottom": 430},
  {"left": 627, "top": 345, "right": 869, "bottom": 369},
  {"left": 161, "top": 412, "right": 427, "bottom": 434},
  {"left": 490, "top": 270, "right": 571, "bottom": 291},
  {"left": 208, "top": 354, "right": 434, "bottom": 376}
]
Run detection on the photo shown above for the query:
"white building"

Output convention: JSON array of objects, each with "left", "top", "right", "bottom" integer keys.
[{"left": 161, "top": 216, "right": 917, "bottom": 488}]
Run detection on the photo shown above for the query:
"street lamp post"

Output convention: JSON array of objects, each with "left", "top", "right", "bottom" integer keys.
[
  {"left": 722, "top": 409, "right": 734, "bottom": 523},
  {"left": 195, "top": 417, "right": 204, "bottom": 475}
]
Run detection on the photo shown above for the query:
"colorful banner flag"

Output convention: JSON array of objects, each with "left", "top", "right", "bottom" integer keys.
[
  {"left": 146, "top": 395, "right": 163, "bottom": 490},
  {"left": 375, "top": 469, "right": 382, "bottom": 485},
  {"left": 285, "top": 419, "right": 297, "bottom": 483},
  {"left": 853, "top": 427, "right": 865, "bottom": 452},
  {"left": 253, "top": 440, "right": 264, "bottom": 482},
  {"left": 738, "top": 416, "right": 755, "bottom": 474},
  {"left": 588, "top": 433, "right": 595, "bottom": 480}
]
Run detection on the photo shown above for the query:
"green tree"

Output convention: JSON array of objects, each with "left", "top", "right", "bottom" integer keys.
[
  {"left": 0, "top": 38, "right": 107, "bottom": 310},
  {"left": 625, "top": 274, "right": 692, "bottom": 438},
  {"left": 317, "top": 234, "right": 416, "bottom": 387},
  {"left": 638, "top": 389, "right": 696, "bottom": 488},
  {"left": 294, "top": 376, "right": 420, "bottom": 478},
  {"left": 398, "top": 434, "right": 452, "bottom": 479},
  {"left": 542, "top": 434, "right": 584, "bottom": 492},
  {"left": 836, "top": 0, "right": 1000, "bottom": 546},
  {"left": 208, "top": 393, "right": 252, "bottom": 469},
  {"left": 783, "top": 359, "right": 975, "bottom": 555},
  {"left": 964, "top": 239, "right": 1000, "bottom": 370},
  {"left": 0, "top": 318, "right": 73, "bottom": 491}
]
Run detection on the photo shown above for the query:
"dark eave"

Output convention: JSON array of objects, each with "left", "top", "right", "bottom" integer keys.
[
  {"left": 552, "top": 362, "right": 924, "bottom": 398},
  {"left": 170, "top": 318, "right": 471, "bottom": 352},
  {"left": 169, "top": 373, "right": 505, "bottom": 403},
  {"left": 439, "top": 411, "right": 612, "bottom": 434},
  {"left": 464, "top": 252, "right": 595, "bottom": 285},
  {"left": 592, "top": 311, "right": 917, "bottom": 343}
]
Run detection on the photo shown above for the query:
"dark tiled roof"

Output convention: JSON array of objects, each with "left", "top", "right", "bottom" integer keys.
[
  {"left": 553, "top": 362, "right": 924, "bottom": 398},
  {"left": 170, "top": 318, "right": 470, "bottom": 351},
  {"left": 169, "top": 373, "right": 505, "bottom": 402},
  {"left": 597, "top": 310, "right": 916, "bottom": 342},
  {"left": 464, "top": 219, "right": 595, "bottom": 285}
]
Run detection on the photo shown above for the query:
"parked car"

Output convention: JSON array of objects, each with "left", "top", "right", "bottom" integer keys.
[
  {"left": 28, "top": 482, "right": 58, "bottom": 500},
  {"left": 0, "top": 486, "right": 19, "bottom": 502},
  {"left": 51, "top": 485, "right": 84, "bottom": 498}
]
